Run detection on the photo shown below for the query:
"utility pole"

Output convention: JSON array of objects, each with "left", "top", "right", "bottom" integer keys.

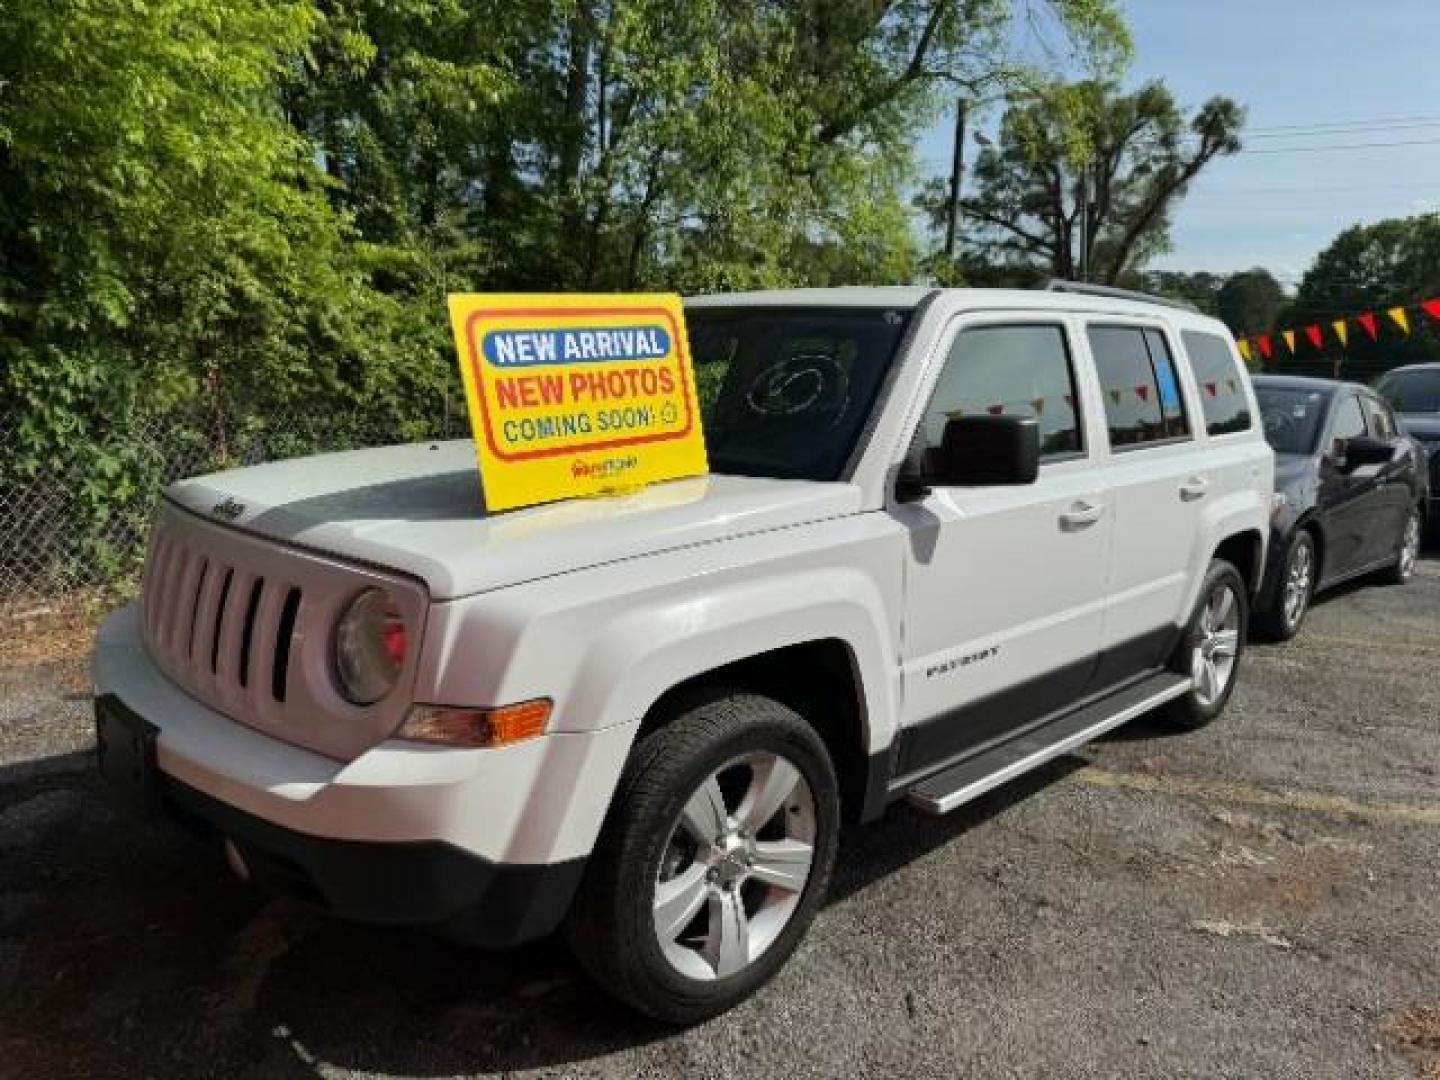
[{"left": 943, "top": 98, "right": 967, "bottom": 259}]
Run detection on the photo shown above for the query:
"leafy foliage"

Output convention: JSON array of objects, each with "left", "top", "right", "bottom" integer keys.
[
  {"left": 924, "top": 79, "right": 1242, "bottom": 284},
  {"left": 1281, "top": 214, "right": 1440, "bottom": 376},
  {"left": 0, "top": 0, "right": 1130, "bottom": 587}
]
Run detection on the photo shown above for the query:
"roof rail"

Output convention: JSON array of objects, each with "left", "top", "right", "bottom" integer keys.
[{"left": 1047, "top": 279, "right": 1199, "bottom": 313}]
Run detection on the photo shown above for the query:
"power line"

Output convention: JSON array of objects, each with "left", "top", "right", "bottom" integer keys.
[
  {"left": 1249, "top": 120, "right": 1440, "bottom": 141},
  {"left": 1241, "top": 136, "right": 1440, "bottom": 155},
  {"left": 1248, "top": 112, "right": 1440, "bottom": 135},
  {"left": 1188, "top": 180, "right": 1440, "bottom": 196}
]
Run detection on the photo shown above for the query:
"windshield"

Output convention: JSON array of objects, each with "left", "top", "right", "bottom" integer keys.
[
  {"left": 686, "top": 306, "right": 914, "bottom": 481},
  {"left": 1256, "top": 386, "right": 1330, "bottom": 455},
  {"left": 1378, "top": 370, "right": 1440, "bottom": 413}
]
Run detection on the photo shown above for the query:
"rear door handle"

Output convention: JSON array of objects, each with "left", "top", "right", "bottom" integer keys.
[
  {"left": 1059, "top": 501, "right": 1105, "bottom": 530},
  {"left": 1180, "top": 476, "right": 1210, "bottom": 502}
]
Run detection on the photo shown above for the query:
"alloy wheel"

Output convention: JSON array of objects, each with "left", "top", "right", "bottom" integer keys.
[
  {"left": 1283, "top": 540, "right": 1313, "bottom": 631},
  {"left": 653, "top": 752, "right": 816, "bottom": 981},
  {"left": 1192, "top": 582, "right": 1241, "bottom": 708},
  {"left": 1399, "top": 512, "right": 1421, "bottom": 580}
]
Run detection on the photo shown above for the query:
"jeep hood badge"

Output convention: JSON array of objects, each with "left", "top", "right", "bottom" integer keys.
[{"left": 211, "top": 496, "right": 246, "bottom": 521}]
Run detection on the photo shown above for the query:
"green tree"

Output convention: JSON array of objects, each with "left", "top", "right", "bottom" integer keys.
[
  {"left": 0, "top": 0, "right": 444, "bottom": 464},
  {"left": 1215, "top": 268, "right": 1286, "bottom": 338},
  {"left": 292, "top": 0, "right": 1130, "bottom": 294},
  {"left": 1142, "top": 270, "right": 1224, "bottom": 315},
  {"left": 930, "top": 79, "right": 1243, "bottom": 284},
  {"left": 1285, "top": 214, "right": 1440, "bottom": 378}
]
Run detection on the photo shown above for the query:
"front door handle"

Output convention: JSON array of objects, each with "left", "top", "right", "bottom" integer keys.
[
  {"left": 1180, "top": 476, "right": 1210, "bottom": 502},
  {"left": 1060, "top": 500, "right": 1105, "bottom": 530}
]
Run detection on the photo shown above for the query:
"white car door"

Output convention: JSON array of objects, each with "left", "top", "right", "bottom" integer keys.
[
  {"left": 892, "top": 315, "right": 1113, "bottom": 780},
  {"left": 1082, "top": 321, "right": 1210, "bottom": 682}
]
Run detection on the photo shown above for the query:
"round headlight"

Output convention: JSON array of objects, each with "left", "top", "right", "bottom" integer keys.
[{"left": 333, "top": 589, "right": 406, "bottom": 705}]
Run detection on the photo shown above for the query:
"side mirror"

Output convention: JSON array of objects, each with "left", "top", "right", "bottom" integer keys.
[
  {"left": 923, "top": 414, "right": 1040, "bottom": 487},
  {"left": 1338, "top": 434, "right": 1393, "bottom": 470}
]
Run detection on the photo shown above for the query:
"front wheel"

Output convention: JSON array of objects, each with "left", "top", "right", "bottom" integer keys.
[
  {"left": 1377, "top": 506, "right": 1422, "bottom": 585},
  {"left": 566, "top": 690, "right": 840, "bottom": 1024},
  {"left": 1255, "top": 530, "right": 1315, "bottom": 641},
  {"left": 1161, "top": 559, "right": 1248, "bottom": 730}
]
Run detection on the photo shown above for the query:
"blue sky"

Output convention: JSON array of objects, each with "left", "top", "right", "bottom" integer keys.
[{"left": 914, "top": 0, "right": 1440, "bottom": 284}]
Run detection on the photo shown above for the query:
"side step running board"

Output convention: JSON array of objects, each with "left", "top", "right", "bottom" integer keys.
[{"left": 905, "top": 671, "right": 1191, "bottom": 815}]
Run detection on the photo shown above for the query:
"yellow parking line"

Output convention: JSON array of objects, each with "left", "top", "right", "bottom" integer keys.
[{"left": 1075, "top": 767, "right": 1440, "bottom": 827}]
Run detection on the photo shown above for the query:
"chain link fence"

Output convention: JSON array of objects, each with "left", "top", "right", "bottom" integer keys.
[{"left": 0, "top": 406, "right": 462, "bottom": 602}]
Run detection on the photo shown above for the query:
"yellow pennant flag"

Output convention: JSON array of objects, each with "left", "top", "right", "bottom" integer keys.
[
  {"left": 1236, "top": 338, "right": 1252, "bottom": 361},
  {"left": 1388, "top": 306, "right": 1411, "bottom": 335},
  {"left": 1332, "top": 319, "right": 1349, "bottom": 348},
  {"left": 1282, "top": 329, "right": 1297, "bottom": 354}
]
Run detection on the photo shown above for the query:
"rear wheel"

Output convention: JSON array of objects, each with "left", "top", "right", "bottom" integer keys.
[
  {"left": 1161, "top": 559, "right": 1248, "bottom": 730},
  {"left": 566, "top": 690, "right": 840, "bottom": 1024},
  {"left": 1377, "top": 506, "right": 1422, "bottom": 585}
]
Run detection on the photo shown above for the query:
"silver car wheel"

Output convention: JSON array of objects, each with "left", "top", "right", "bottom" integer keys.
[
  {"left": 1192, "top": 582, "right": 1241, "bottom": 708},
  {"left": 1399, "top": 511, "right": 1421, "bottom": 581},
  {"left": 654, "top": 752, "right": 816, "bottom": 982},
  {"left": 1282, "top": 540, "right": 1313, "bottom": 630}
]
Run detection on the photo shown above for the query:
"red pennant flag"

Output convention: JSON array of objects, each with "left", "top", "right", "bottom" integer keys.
[
  {"left": 1305, "top": 325, "right": 1323, "bottom": 349},
  {"left": 987, "top": 403, "right": 1004, "bottom": 416},
  {"left": 1257, "top": 334, "right": 1273, "bottom": 359},
  {"left": 1205, "top": 381, "right": 1217, "bottom": 397},
  {"left": 1423, "top": 298, "right": 1440, "bottom": 322},
  {"left": 1134, "top": 385, "right": 1150, "bottom": 402},
  {"left": 1357, "top": 312, "right": 1378, "bottom": 340}
]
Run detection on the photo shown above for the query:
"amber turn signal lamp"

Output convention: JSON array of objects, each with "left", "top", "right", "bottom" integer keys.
[{"left": 399, "top": 699, "right": 552, "bottom": 748}]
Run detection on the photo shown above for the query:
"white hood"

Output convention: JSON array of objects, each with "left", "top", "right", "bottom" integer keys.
[{"left": 164, "top": 441, "right": 862, "bottom": 600}]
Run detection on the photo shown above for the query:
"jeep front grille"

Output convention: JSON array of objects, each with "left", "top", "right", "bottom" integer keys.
[{"left": 140, "top": 502, "right": 427, "bottom": 761}]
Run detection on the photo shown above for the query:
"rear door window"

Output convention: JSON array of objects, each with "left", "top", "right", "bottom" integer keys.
[
  {"left": 1181, "top": 330, "right": 1254, "bottom": 436},
  {"left": 1087, "top": 325, "right": 1191, "bottom": 449}
]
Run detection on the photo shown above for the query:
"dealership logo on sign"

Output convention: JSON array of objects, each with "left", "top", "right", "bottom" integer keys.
[{"left": 448, "top": 294, "right": 709, "bottom": 512}]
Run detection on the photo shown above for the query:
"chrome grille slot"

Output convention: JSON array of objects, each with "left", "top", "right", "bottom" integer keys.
[{"left": 138, "top": 502, "right": 427, "bottom": 761}]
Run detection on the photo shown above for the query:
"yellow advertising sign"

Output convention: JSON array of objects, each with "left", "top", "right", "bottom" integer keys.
[{"left": 448, "top": 293, "right": 708, "bottom": 511}]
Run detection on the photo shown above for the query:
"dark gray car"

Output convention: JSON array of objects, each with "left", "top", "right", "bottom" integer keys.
[{"left": 1375, "top": 362, "right": 1440, "bottom": 531}]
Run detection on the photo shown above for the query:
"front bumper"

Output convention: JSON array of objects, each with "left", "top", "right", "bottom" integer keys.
[{"left": 93, "top": 604, "right": 638, "bottom": 943}]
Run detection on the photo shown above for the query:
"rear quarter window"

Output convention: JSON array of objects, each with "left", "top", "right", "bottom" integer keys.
[{"left": 1182, "top": 330, "right": 1254, "bottom": 436}]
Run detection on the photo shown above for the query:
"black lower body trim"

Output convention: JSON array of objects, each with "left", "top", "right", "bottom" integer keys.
[
  {"left": 159, "top": 772, "right": 584, "bottom": 948},
  {"left": 894, "top": 625, "right": 1182, "bottom": 780}
]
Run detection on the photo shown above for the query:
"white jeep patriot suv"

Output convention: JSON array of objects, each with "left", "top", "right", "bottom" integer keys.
[{"left": 95, "top": 283, "right": 1272, "bottom": 1022}]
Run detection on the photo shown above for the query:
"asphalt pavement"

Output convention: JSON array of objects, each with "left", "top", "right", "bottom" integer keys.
[{"left": 2, "top": 556, "right": 1437, "bottom": 1079}]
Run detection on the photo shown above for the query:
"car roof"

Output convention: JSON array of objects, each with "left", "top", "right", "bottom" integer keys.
[
  {"left": 1377, "top": 362, "right": 1440, "bottom": 376},
  {"left": 686, "top": 287, "right": 936, "bottom": 309},
  {"left": 1253, "top": 373, "right": 1368, "bottom": 396},
  {"left": 685, "top": 287, "right": 1232, "bottom": 332}
]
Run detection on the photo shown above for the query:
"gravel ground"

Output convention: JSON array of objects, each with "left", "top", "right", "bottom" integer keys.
[{"left": 1, "top": 557, "right": 1437, "bottom": 1079}]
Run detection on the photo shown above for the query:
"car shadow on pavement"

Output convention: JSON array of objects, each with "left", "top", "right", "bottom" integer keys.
[{"left": 0, "top": 745, "right": 1084, "bottom": 1078}]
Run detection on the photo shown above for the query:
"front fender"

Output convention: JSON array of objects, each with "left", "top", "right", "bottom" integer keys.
[
  {"left": 565, "top": 567, "right": 896, "bottom": 747},
  {"left": 418, "top": 518, "right": 905, "bottom": 750}
]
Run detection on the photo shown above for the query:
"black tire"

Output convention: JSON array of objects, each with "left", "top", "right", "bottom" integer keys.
[
  {"left": 1254, "top": 530, "right": 1315, "bottom": 642},
  {"left": 566, "top": 689, "right": 840, "bottom": 1025},
  {"left": 1160, "top": 559, "right": 1248, "bottom": 730},
  {"left": 1376, "top": 505, "right": 1422, "bottom": 586}
]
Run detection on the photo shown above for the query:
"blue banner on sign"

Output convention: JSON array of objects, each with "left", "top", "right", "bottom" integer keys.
[{"left": 483, "top": 325, "right": 672, "bottom": 367}]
